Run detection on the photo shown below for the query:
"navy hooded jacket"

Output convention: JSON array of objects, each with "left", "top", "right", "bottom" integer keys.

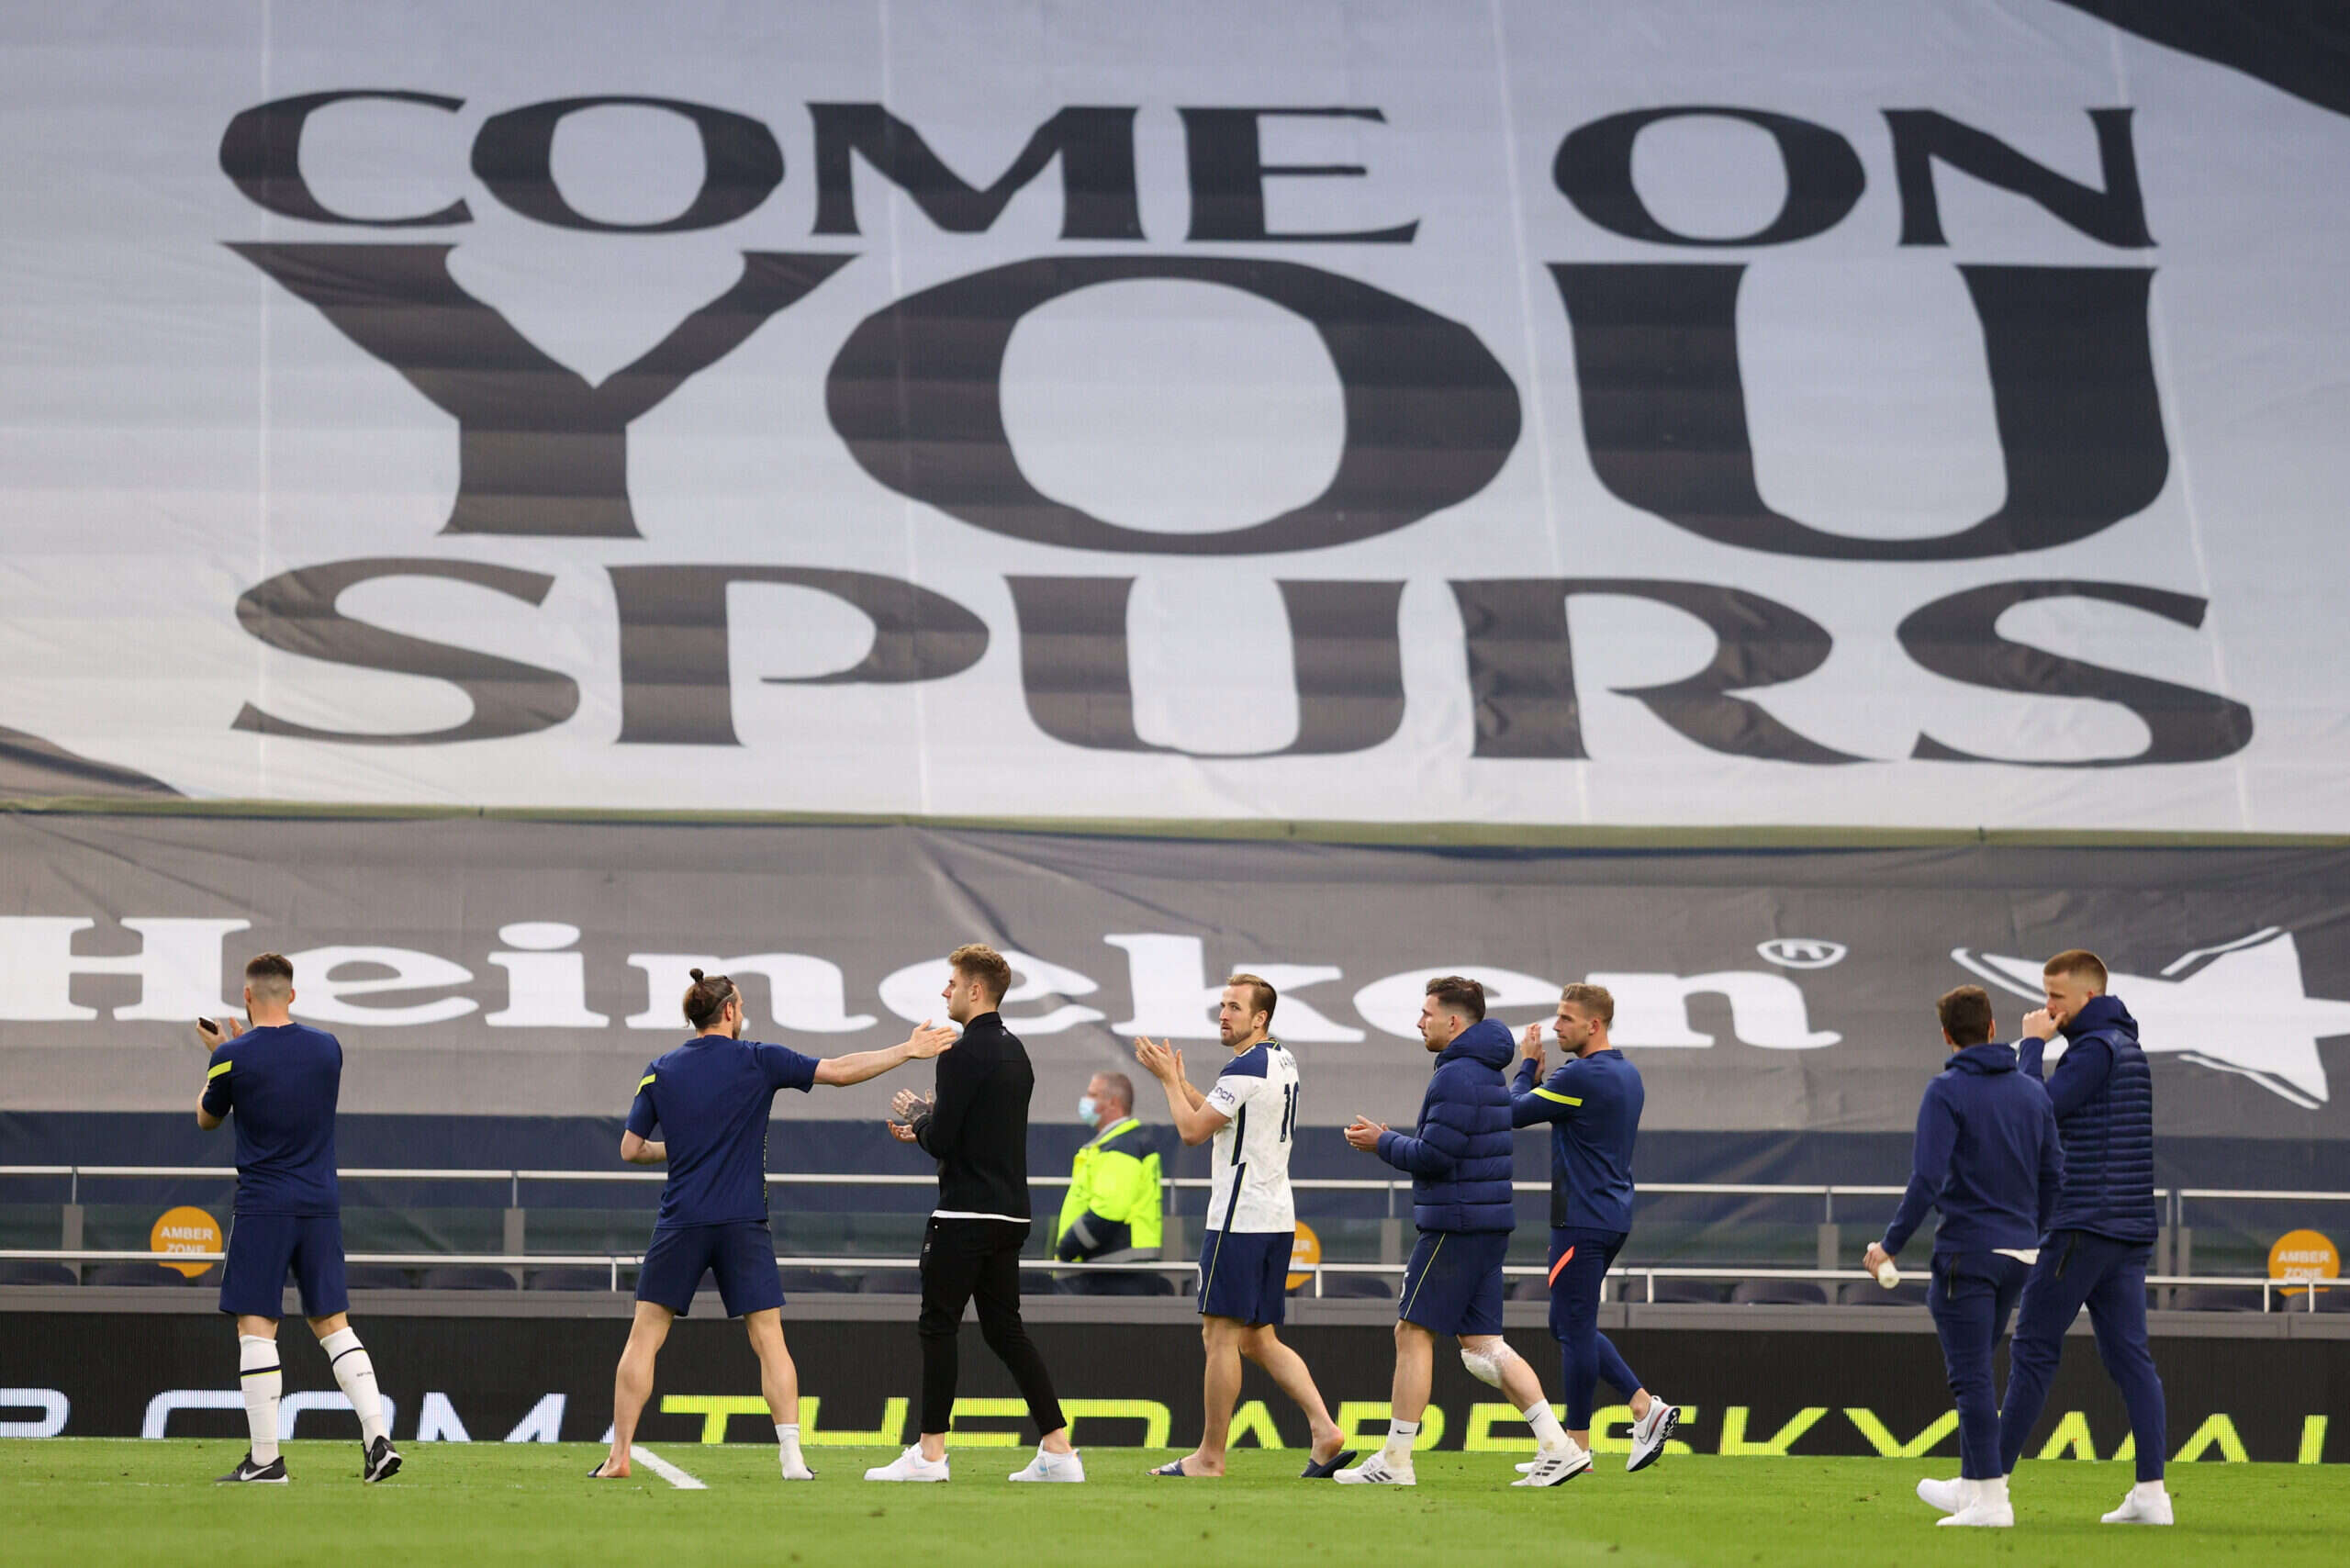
[
  {"left": 1374, "top": 1019, "right": 1517, "bottom": 1234},
  {"left": 2021, "top": 994, "right": 2158, "bottom": 1244},
  {"left": 1881, "top": 1041, "right": 2064, "bottom": 1258}
]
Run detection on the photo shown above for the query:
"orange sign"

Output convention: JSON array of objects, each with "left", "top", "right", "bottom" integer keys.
[
  {"left": 1287, "top": 1220, "right": 1323, "bottom": 1292},
  {"left": 151, "top": 1205, "right": 221, "bottom": 1278},
  {"left": 2269, "top": 1228, "right": 2339, "bottom": 1299}
]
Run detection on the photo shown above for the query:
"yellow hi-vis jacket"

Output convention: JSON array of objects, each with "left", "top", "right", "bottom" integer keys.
[{"left": 1053, "top": 1116, "right": 1163, "bottom": 1261}]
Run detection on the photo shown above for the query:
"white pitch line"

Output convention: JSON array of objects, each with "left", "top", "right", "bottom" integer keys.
[{"left": 629, "top": 1445, "right": 707, "bottom": 1490}]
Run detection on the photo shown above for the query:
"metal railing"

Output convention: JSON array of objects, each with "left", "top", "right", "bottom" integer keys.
[
  {"left": 6, "top": 1166, "right": 2344, "bottom": 1305},
  {"left": 0, "top": 1164, "right": 2165, "bottom": 1206},
  {"left": 1, "top": 1249, "right": 2336, "bottom": 1311}
]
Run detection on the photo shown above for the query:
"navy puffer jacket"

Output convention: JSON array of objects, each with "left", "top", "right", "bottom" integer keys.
[
  {"left": 2021, "top": 994, "right": 2158, "bottom": 1244},
  {"left": 1375, "top": 1020, "right": 1518, "bottom": 1234}
]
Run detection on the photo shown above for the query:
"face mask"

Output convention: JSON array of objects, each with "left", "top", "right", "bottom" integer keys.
[{"left": 1077, "top": 1095, "right": 1101, "bottom": 1128}]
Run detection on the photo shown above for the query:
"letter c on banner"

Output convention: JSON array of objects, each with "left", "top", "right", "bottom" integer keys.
[
  {"left": 219, "top": 90, "right": 471, "bottom": 227},
  {"left": 827, "top": 257, "right": 1521, "bottom": 554}
]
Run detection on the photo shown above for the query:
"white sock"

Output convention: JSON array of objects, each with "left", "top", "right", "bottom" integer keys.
[
  {"left": 776, "top": 1423, "right": 802, "bottom": 1468},
  {"left": 239, "top": 1335, "right": 282, "bottom": 1464},
  {"left": 1382, "top": 1418, "right": 1419, "bottom": 1465},
  {"left": 1976, "top": 1475, "right": 2009, "bottom": 1506},
  {"left": 319, "top": 1327, "right": 387, "bottom": 1446},
  {"left": 1524, "top": 1402, "right": 1573, "bottom": 1453},
  {"left": 2133, "top": 1479, "right": 2167, "bottom": 1502}
]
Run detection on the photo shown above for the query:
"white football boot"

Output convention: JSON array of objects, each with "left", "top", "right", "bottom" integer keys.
[
  {"left": 2101, "top": 1483, "right": 2173, "bottom": 1525},
  {"left": 1916, "top": 1475, "right": 1971, "bottom": 1514},
  {"left": 1009, "top": 1445, "right": 1085, "bottom": 1483},
  {"left": 1626, "top": 1401, "right": 1680, "bottom": 1473},
  {"left": 1512, "top": 1444, "right": 1594, "bottom": 1487},
  {"left": 1334, "top": 1451, "right": 1416, "bottom": 1485},
  {"left": 1938, "top": 1477, "right": 2013, "bottom": 1528},
  {"left": 864, "top": 1445, "right": 949, "bottom": 1482}
]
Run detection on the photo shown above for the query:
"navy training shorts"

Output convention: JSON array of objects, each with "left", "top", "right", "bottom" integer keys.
[
  {"left": 1196, "top": 1228, "right": 1291, "bottom": 1327},
  {"left": 1398, "top": 1227, "right": 1507, "bottom": 1337},
  {"left": 636, "top": 1221, "right": 784, "bottom": 1317},
  {"left": 218, "top": 1213, "right": 349, "bottom": 1320}
]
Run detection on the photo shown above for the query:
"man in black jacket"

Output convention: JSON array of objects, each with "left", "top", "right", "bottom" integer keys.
[{"left": 870, "top": 944, "right": 1080, "bottom": 1484}]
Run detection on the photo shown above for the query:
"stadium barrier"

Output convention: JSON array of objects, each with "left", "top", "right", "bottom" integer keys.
[
  {"left": 1, "top": 1251, "right": 2339, "bottom": 1312},
  {"left": 4, "top": 1166, "right": 2321, "bottom": 1285},
  {"left": 0, "top": 1308, "right": 2338, "bottom": 1460}
]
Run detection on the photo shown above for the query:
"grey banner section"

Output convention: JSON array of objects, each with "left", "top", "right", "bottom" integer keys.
[{"left": 0, "top": 812, "right": 2344, "bottom": 1138}]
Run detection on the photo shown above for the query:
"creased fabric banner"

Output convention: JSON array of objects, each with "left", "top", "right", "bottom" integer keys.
[
  {"left": 0, "top": 2, "right": 2346, "bottom": 829},
  {"left": 0, "top": 812, "right": 2344, "bottom": 1139}
]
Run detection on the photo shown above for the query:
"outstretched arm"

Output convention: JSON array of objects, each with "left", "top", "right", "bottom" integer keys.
[{"left": 814, "top": 1023, "right": 957, "bottom": 1087}]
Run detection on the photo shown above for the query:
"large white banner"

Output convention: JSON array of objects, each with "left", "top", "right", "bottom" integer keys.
[{"left": 2, "top": 1, "right": 2345, "bottom": 829}]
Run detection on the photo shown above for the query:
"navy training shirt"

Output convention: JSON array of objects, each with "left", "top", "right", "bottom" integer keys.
[
  {"left": 1511, "top": 1047, "right": 1643, "bottom": 1233},
  {"left": 199, "top": 1022, "right": 344, "bottom": 1216},
  {"left": 627, "top": 1036, "right": 820, "bottom": 1229}
]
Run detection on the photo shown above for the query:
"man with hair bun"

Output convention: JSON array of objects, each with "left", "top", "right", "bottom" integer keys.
[
  {"left": 871, "top": 944, "right": 1082, "bottom": 1484},
  {"left": 593, "top": 969, "right": 955, "bottom": 1483},
  {"left": 1338, "top": 976, "right": 1589, "bottom": 1487}
]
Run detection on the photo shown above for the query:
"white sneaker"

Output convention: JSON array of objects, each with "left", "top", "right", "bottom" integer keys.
[
  {"left": 778, "top": 1454, "right": 815, "bottom": 1482},
  {"left": 1626, "top": 1401, "right": 1680, "bottom": 1473},
  {"left": 1917, "top": 1476, "right": 1970, "bottom": 1514},
  {"left": 1512, "top": 1445, "right": 1593, "bottom": 1487},
  {"left": 864, "top": 1445, "right": 949, "bottom": 1482},
  {"left": 2101, "top": 1485, "right": 2173, "bottom": 1525},
  {"left": 1334, "top": 1452, "right": 1416, "bottom": 1485},
  {"left": 1009, "top": 1446, "right": 1085, "bottom": 1483},
  {"left": 1938, "top": 1498, "right": 2014, "bottom": 1528}
]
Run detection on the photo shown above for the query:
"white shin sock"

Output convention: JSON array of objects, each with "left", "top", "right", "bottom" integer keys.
[
  {"left": 238, "top": 1334, "right": 282, "bottom": 1463},
  {"left": 319, "top": 1327, "right": 388, "bottom": 1446},
  {"left": 1524, "top": 1402, "right": 1574, "bottom": 1453},
  {"left": 1382, "top": 1418, "right": 1419, "bottom": 1465}
]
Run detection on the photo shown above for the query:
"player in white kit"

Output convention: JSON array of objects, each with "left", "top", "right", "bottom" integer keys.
[{"left": 1135, "top": 973, "right": 1355, "bottom": 1478}]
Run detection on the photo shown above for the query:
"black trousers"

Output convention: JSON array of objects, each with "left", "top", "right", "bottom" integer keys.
[{"left": 917, "top": 1216, "right": 1065, "bottom": 1438}]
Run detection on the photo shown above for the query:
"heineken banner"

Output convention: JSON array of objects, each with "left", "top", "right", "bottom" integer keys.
[
  {"left": 2, "top": 812, "right": 2345, "bottom": 1142},
  {"left": 1, "top": 2, "right": 2347, "bottom": 830}
]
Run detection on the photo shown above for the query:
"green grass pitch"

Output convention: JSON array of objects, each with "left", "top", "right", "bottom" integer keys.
[{"left": 3, "top": 1440, "right": 2341, "bottom": 1567}]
